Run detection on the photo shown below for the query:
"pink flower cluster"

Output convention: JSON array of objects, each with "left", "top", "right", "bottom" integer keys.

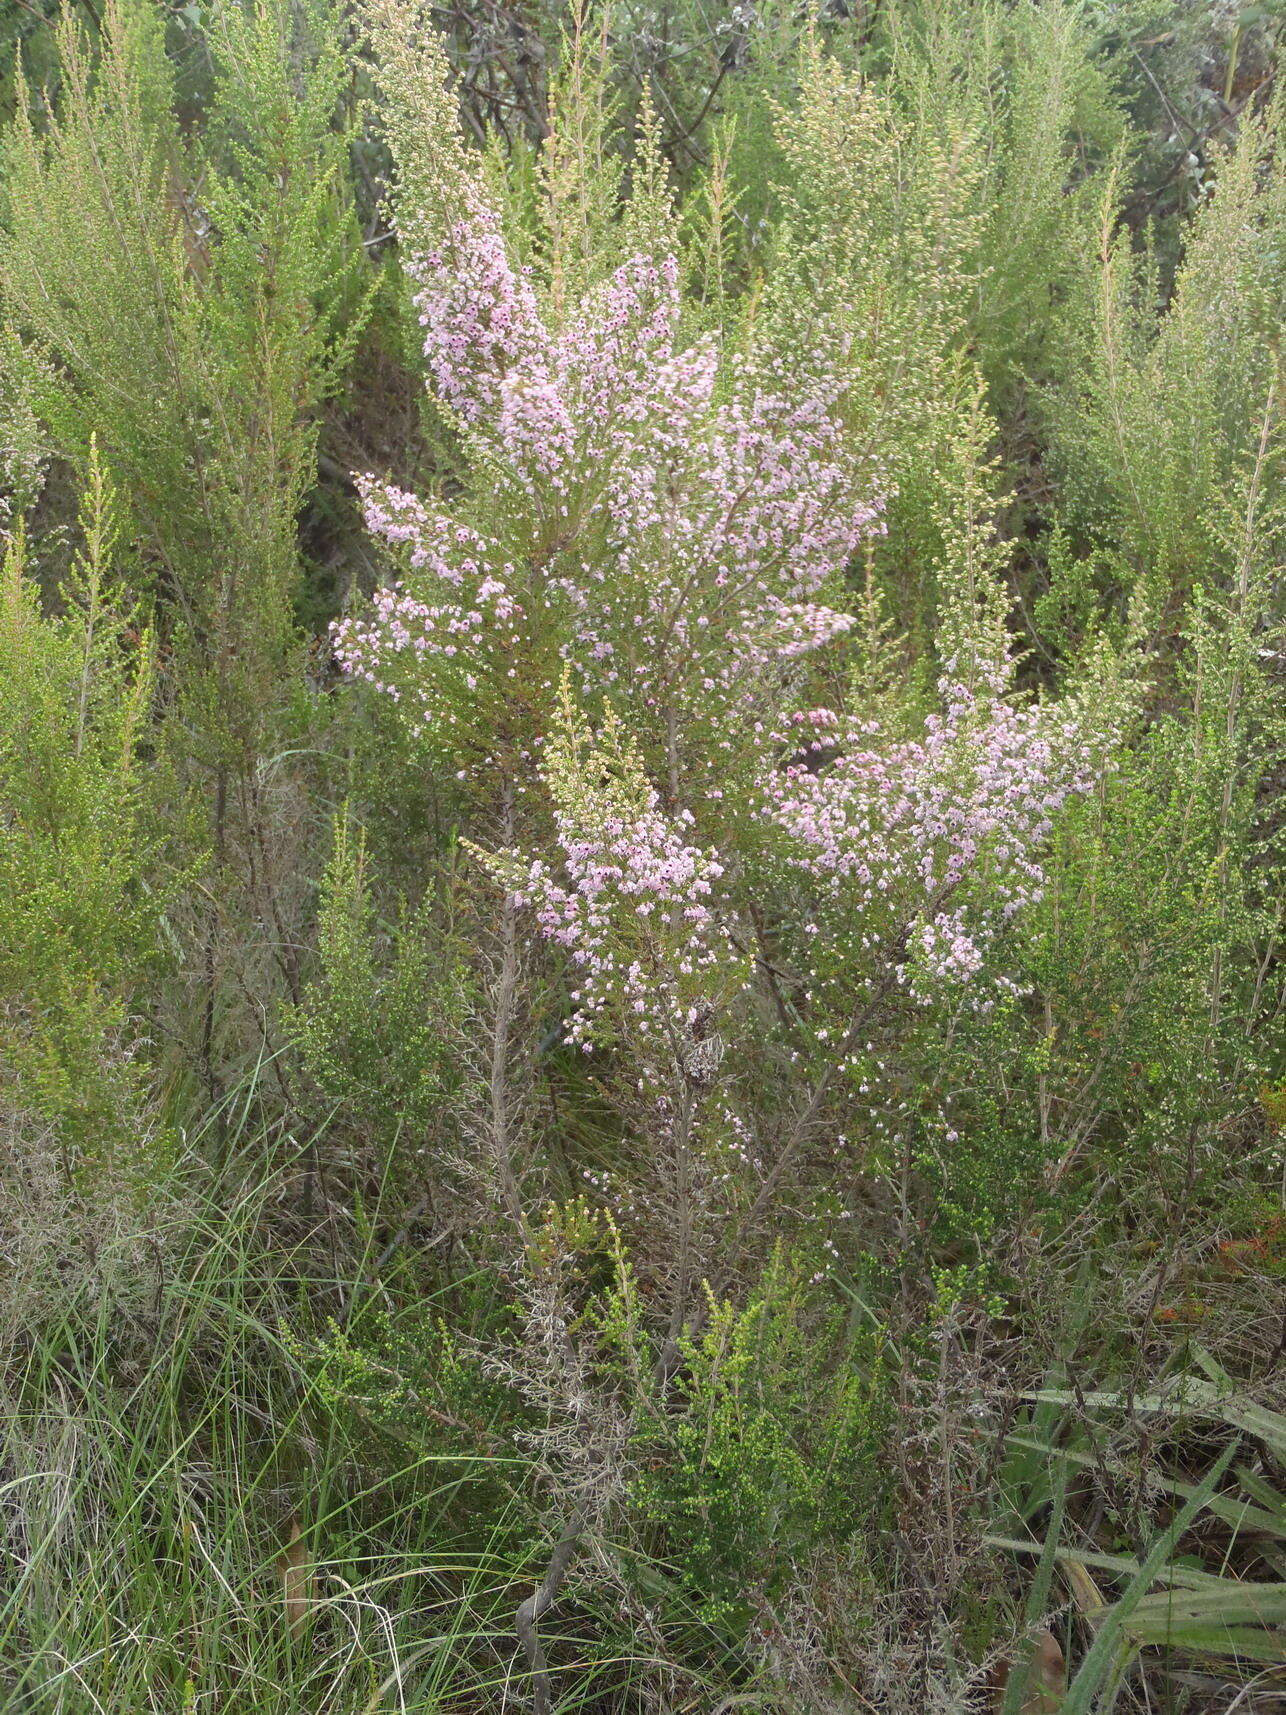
[
  {"left": 509, "top": 787, "right": 742, "bottom": 1070},
  {"left": 766, "top": 678, "right": 1099, "bottom": 997},
  {"left": 331, "top": 210, "right": 880, "bottom": 755},
  {"left": 412, "top": 203, "right": 546, "bottom": 425},
  {"left": 331, "top": 482, "right": 522, "bottom": 731}
]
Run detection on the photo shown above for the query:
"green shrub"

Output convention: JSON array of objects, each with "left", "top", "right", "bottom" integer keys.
[
  {"left": 295, "top": 807, "right": 473, "bottom": 1166},
  {"left": 627, "top": 1254, "right": 890, "bottom": 1637},
  {"left": 0, "top": 446, "right": 177, "bottom": 1345},
  {"left": 0, "top": 447, "right": 162, "bottom": 1154},
  {"left": 2, "top": 0, "right": 366, "bottom": 748}
]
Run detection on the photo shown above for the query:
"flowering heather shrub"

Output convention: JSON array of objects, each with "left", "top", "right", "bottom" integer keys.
[
  {"left": 339, "top": 171, "right": 1114, "bottom": 1153},
  {"left": 333, "top": 204, "right": 877, "bottom": 776},
  {"left": 330, "top": 175, "right": 1129, "bottom": 1468}
]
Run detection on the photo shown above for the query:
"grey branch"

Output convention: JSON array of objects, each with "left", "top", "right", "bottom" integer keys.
[{"left": 514, "top": 1513, "right": 585, "bottom": 1715}]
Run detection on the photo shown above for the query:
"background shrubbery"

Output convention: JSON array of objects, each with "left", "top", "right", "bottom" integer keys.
[{"left": 0, "top": 1, "right": 1282, "bottom": 1711}]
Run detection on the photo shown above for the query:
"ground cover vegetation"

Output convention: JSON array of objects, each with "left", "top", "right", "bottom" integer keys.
[{"left": 0, "top": 0, "right": 1282, "bottom": 1708}]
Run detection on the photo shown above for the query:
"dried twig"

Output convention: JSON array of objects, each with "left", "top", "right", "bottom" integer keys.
[{"left": 514, "top": 1509, "right": 587, "bottom": 1715}]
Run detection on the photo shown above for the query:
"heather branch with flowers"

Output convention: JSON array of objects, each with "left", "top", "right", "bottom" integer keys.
[{"left": 333, "top": 198, "right": 877, "bottom": 788}]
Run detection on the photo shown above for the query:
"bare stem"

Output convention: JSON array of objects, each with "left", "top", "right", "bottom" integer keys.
[
  {"left": 1209, "top": 371, "right": 1277, "bottom": 1031},
  {"left": 739, "top": 942, "right": 908, "bottom": 1240},
  {"left": 515, "top": 1511, "right": 586, "bottom": 1715},
  {"left": 489, "top": 778, "right": 529, "bottom": 1245}
]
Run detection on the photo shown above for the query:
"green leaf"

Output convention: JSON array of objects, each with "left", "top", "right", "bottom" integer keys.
[
  {"left": 1061, "top": 1442, "right": 1239, "bottom": 1715},
  {"left": 1124, "top": 1581, "right": 1286, "bottom": 1664}
]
